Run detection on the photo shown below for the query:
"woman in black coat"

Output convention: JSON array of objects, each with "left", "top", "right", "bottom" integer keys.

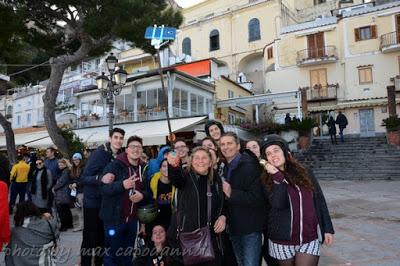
[{"left": 167, "top": 146, "right": 226, "bottom": 266}]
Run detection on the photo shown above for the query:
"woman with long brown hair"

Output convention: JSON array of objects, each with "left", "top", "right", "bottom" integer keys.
[{"left": 260, "top": 135, "right": 334, "bottom": 266}]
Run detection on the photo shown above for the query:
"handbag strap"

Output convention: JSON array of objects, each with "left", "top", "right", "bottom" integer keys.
[
  {"left": 206, "top": 181, "right": 212, "bottom": 226},
  {"left": 46, "top": 220, "right": 57, "bottom": 248}
]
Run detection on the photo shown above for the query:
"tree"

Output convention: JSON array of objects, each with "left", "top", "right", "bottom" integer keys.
[{"left": 3, "top": 0, "right": 182, "bottom": 156}]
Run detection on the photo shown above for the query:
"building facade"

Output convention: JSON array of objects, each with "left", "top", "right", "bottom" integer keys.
[{"left": 266, "top": 1, "right": 400, "bottom": 136}]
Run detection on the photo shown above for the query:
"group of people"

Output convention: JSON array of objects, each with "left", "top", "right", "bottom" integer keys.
[
  {"left": 0, "top": 119, "right": 335, "bottom": 266},
  {"left": 327, "top": 111, "right": 348, "bottom": 144}
]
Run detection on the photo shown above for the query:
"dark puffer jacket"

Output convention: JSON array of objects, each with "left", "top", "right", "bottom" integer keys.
[
  {"left": 266, "top": 169, "right": 334, "bottom": 244},
  {"left": 167, "top": 166, "right": 224, "bottom": 240},
  {"left": 80, "top": 143, "right": 119, "bottom": 208},
  {"left": 224, "top": 150, "right": 267, "bottom": 236}
]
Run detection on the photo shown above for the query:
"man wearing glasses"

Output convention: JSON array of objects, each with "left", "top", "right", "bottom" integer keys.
[{"left": 100, "top": 135, "right": 151, "bottom": 265}]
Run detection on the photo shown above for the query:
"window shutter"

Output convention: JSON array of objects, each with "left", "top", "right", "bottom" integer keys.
[
  {"left": 354, "top": 28, "right": 360, "bottom": 42},
  {"left": 371, "top": 25, "right": 377, "bottom": 39}
]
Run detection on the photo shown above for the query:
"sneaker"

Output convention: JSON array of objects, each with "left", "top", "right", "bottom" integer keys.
[{"left": 73, "top": 227, "right": 83, "bottom": 232}]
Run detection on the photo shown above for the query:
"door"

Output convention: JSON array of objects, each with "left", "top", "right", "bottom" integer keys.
[
  {"left": 359, "top": 109, "right": 375, "bottom": 137},
  {"left": 307, "top": 32, "right": 325, "bottom": 59},
  {"left": 310, "top": 69, "right": 328, "bottom": 99},
  {"left": 396, "top": 15, "right": 400, "bottom": 44}
]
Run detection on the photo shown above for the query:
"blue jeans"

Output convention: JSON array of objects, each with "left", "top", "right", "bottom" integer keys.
[
  {"left": 230, "top": 232, "right": 262, "bottom": 266},
  {"left": 103, "top": 220, "right": 137, "bottom": 266},
  {"left": 339, "top": 127, "right": 345, "bottom": 142}
]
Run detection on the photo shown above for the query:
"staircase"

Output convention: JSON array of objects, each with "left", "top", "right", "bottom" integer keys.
[{"left": 294, "top": 136, "right": 400, "bottom": 179}]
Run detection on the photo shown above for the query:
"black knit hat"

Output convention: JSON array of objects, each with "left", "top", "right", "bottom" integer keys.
[
  {"left": 204, "top": 120, "right": 225, "bottom": 137},
  {"left": 260, "top": 134, "right": 290, "bottom": 159}
]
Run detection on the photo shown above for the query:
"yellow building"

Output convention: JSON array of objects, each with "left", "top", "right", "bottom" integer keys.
[{"left": 266, "top": 1, "right": 400, "bottom": 136}]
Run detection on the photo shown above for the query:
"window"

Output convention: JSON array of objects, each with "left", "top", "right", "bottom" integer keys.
[
  {"left": 354, "top": 25, "right": 377, "bottom": 41},
  {"left": 228, "top": 90, "right": 234, "bottom": 98},
  {"left": 182, "top": 38, "right": 191, "bottom": 56},
  {"left": 27, "top": 113, "right": 31, "bottom": 125},
  {"left": 358, "top": 67, "right": 373, "bottom": 84},
  {"left": 314, "top": 0, "right": 326, "bottom": 4},
  {"left": 17, "top": 115, "right": 21, "bottom": 126},
  {"left": 307, "top": 32, "right": 325, "bottom": 58},
  {"left": 228, "top": 113, "right": 236, "bottom": 125},
  {"left": 191, "top": 94, "right": 198, "bottom": 114},
  {"left": 248, "top": 18, "right": 261, "bottom": 42},
  {"left": 209, "top": 30, "right": 220, "bottom": 51},
  {"left": 267, "top": 47, "right": 273, "bottom": 59}
]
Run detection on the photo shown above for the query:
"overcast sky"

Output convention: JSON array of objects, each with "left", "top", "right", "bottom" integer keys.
[{"left": 175, "top": 0, "right": 205, "bottom": 8}]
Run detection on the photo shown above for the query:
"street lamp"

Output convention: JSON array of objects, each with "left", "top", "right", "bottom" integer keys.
[{"left": 96, "top": 53, "right": 128, "bottom": 132}]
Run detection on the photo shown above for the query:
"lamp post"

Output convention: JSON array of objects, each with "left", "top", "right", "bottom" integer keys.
[{"left": 96, "top": 53, "right": 128, "bottom": 132}]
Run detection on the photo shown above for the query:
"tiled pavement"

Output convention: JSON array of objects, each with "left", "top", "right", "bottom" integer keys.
[{"left": 1, "top": 180, "right": 399, "bottom": 266}]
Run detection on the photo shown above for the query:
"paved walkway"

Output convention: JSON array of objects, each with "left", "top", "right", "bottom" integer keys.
[{"left": 2, "top": 180, "right": 400, "bottom": 265}]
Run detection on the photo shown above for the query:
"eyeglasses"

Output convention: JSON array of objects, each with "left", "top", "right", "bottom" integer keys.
[
  {"left": 127, "top": 144, "right": 142, "bottom": 150},
  {"left": 36, "top": 162, "right": 43, "bottom": 166},
  {"left": 174, "top": 145, "right": 187, "bottom": 150}
]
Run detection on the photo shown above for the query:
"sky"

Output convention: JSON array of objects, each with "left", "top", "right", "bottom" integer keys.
[{"left": 175, "top": 0, "right": 205, "bottom": 8}]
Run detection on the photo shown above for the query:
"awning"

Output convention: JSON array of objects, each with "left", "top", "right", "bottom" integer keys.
[
  {"left": 0, "top": 131, "right": 50, "bottom": 149},
  {"left": 309, "top": 98, "right": 398, "bottom": 112},
  {"left": 3, "top": 116, "right": 208, "bottom": 149}
]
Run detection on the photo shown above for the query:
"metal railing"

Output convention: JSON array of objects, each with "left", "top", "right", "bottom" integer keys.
[
  {"left": 297, "top": 46, "right": 338, "bottom": 64},
  {"left": 305, "top": 83, "right": 338, "bottom": 101},
  {"left": 380, "top": 31, "right": 400, "bottom": 50}
]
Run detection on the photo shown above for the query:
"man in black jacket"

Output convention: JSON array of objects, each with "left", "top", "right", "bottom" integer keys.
[
  {"left": 79, "top": 127, "right": 125, "bottom": 266},
  {"left": 220, "top": 132, "right": 266, "bottom": 266},
  {"left": 335, "top": 111, "right": 348, "bottom": 143}
]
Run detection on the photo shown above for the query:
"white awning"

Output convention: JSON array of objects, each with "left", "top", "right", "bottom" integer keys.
[
  {"left": 3, "top": 116, "right": 208, "bottom": 149},
  {"left": 0, "top": 131, "right": 50, "bottom": 149}
]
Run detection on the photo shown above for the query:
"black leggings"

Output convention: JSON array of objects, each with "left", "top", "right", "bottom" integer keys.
[{"left": 56, "top": 204, "right": 73, "bottom": 229}]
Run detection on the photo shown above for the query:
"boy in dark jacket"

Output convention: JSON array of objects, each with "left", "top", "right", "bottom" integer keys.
[
  {"left": 100, "top": 135, "right": 151, "bottom": 266},
  {"left": 79, "top": 128, "right": 125, "bottom": 266},
  {"left": 220, "top": 132, "right": 266, "bottom": 266}
]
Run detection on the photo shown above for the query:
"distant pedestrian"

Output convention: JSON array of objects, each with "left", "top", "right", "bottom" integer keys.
[
  {"left": 30, "top": 158, "right": 53, "bottom": 213},
  {"left": 45, "top": 147, "right": 61, "bottom": 212},
  {"left": 69, "top": 152, "right": 84, "bottom": 232},
  {"left": 335, "top": 111, "right": 348, "bottom": 143},
  {"left": 9, "top": 154, "right": 30, "bottom": 214},
  {"left": 53, "top": 158, "right": 73, "bottom": 231},
  {"left": 327, "top": 116, "right": 337, "bottom": 145},
  {"left": 285, "top": 113, "right": 292, "bottom": 125}
]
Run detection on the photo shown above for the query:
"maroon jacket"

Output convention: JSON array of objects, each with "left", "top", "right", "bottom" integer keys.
[{"left": 271, "top": 171, "right": 319, "bottom": 245}]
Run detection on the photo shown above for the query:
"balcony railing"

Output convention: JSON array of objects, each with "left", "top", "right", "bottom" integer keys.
[
  {"left": 297, "top": 46, "right": 338, "bottom": 66},
  {"left": 380, "top": 31, "right": 400, "bottom": 53},
  {"left": 305, "top": 83, "right": 338, "bottom": 102}
]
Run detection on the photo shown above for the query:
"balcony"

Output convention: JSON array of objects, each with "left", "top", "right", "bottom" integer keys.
[
  {"left": 306, "top": 84, "right": 338, "bottom": 102},
  {"left": 297, "top": 46, "right": 338, "bottom": 67},
  {"left": 380, "top": 31, "right": 400, "bottom": 53}
]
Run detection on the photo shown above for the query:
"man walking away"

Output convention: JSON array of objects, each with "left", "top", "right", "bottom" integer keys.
[
  {"left": 327, "top": 116, "right": 338, "bottom": 145},
  {"left": 336, "top": 111, "right": 348, "bottom": 143},
  {"left": 80, "top": 128, "right": 125, "bottom": 266}
]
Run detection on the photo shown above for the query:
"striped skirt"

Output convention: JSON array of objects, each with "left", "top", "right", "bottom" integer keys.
[{"left": 268, "top": 239, "right": 321, "bottom": 260}]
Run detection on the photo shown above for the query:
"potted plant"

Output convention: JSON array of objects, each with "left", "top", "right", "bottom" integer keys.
[
  {"left": 291, "top": 117, "right": 318, "bottom": 150},
  {"left": 80, "top": 115, "right": 88, "bottom": 121},
  {"left": 382, "top": 115, "right": 400, "bottom": 146},
  {"left": 120, "top": 109, "right": 129, "bottom": 117},
  {"left": 89, "top": 113, "right": 100, "bottom": 120}
]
